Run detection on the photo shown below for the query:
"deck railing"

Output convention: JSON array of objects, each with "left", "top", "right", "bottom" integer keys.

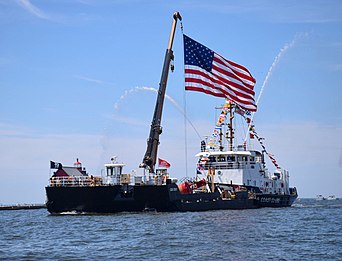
[{"left": 49, "top": 176, "right": 103, "bottom": 187}]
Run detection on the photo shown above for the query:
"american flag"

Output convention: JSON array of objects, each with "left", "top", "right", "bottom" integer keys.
[{"left": 183, "top": 35, "right": 257, "bottom": 112}]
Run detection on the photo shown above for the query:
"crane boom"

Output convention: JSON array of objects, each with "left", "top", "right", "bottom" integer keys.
[{"left": 140, "top": 12, "right": 182, "bottom": 173}]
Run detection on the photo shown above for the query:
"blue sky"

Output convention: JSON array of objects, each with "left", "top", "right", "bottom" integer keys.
[{"left": 0, "top": 0, "right": 341, "bottom": 203}]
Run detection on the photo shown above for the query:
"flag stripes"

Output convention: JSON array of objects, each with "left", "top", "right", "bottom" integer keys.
[{"left": 184, "top": 35, "right": 257, "bottom": 112}]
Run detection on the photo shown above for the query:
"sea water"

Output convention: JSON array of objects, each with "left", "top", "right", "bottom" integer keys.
[{"left": 0, "top": 199, "right": 341, "bottom": 260}]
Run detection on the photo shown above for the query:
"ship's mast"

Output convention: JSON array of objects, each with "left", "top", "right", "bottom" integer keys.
[
  {"left": 140, "top": 12, "right": 182, "bottom": 173},
  {"left": 227, "top": 102, "right": 235, "bottom": 151}
]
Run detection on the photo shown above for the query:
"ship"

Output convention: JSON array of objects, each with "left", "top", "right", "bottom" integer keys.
[
  {"left": 327, "top": 195, "right": 338, "bottom": 200},
  {"left": 45, "top": 12, "right": 298, "bottom": 214},
  {"left": 316, "top": 195, "right": 326, "bottom": 200}
]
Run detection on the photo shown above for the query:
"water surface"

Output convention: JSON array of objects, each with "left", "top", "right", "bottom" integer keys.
[{"left": 0, "top": 199, "right": 341, "bottom": 260}]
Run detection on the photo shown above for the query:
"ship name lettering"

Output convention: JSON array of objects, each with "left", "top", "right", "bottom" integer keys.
[{"left": 260, "top": 197, "right": 280, "bottom": 204}]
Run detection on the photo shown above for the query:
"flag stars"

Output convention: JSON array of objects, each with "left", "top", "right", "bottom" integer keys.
[{"left": 184, "top": 35, "right": 213, "bottom": 72}]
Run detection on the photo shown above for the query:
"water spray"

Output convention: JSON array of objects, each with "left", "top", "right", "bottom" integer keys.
[
  {"left": 244, "top": 33, "right": 307, "bottom": 142},
  {"left": 114, "top": 86, "right": 202, "bottom": 140}
]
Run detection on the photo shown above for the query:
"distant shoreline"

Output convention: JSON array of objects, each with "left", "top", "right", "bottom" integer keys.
[{"left": 0, "top": 204, "right": 46, "bottom": 211}]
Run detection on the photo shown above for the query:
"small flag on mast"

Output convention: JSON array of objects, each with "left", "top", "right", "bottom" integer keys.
[
  {"left": 158, "top": 158, "right": 171, "bottom": 168},
  {"left": 50, "top": 161, "right": 63, "bottom": 169},
  {"left": 183, "top": 34, "right": 257, "bottom": 112},
  {"left": 235, "top": 106, "right": 246, "bottom": 116}
]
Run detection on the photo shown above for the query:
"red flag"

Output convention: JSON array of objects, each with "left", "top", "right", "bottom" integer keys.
[
  {"left": 184, "top": 35, "right": 257, "bottom": 112},
  {"left": 158, "top": 158, "right": 171, "bottom": 168}
]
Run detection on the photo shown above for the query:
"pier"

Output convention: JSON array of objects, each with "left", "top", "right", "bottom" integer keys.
[{"left": 0, "top": 204, "right": 46, "bottom": 211}]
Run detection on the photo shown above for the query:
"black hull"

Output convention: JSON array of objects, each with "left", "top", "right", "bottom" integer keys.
[{"left": 45, "top": 184, "right": 297, "bottom": 214}]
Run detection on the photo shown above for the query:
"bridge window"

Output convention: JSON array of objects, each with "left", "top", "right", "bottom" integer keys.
[
  {"left": 209, "top": 156, "right": 216, "bottom": 162},
  {"left": 227, "top": 156, "right": 235, "bottom": 162},
  {"left": 107, "top": 168, "right": 113, "bottom": 176},
  {"left": 218, "top": 156, "right": 226, "bottom": 162}
]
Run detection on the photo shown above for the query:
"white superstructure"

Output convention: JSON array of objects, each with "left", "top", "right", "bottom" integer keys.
[
  {"left": 195, "top": 147, "right": 290, "bottom": 195},
  {"left": 104, "top": 156, "right": 128, "bottom": 185}
]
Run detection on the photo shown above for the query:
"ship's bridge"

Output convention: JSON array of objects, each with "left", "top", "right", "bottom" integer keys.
[{"left": 196, "top": 150, "right": 263, "bottom": 170}]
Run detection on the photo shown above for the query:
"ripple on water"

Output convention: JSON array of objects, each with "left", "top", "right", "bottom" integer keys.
[{"left": 0, "top": 200, "right": 341, "bottom": 260}]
